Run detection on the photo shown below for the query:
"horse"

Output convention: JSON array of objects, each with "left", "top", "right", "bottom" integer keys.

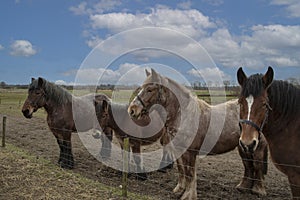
[
  {"left": 21, "top": 77, "right": 113, "bottom": 169},
  {"left": 237, "top": 66, "right": 300, "bottom": 199},
  {"left": 127, "top": 69, "right": 268, "bottom": 200},
  {"left": 93, "top": 94, "right": 174, "bottom": 180}
]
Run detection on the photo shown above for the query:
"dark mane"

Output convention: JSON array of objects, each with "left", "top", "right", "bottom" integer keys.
[
  {"left": 240, "top": 73, "right": 264, "bottom": 98},
  {"left": 241, "top": 74, "right": 300, "bottom": 119},
  {"left": 30, "top": 79, "right": 72, "bottom": 105},
  {"left": 268, "top": 80, "right": 300, "bottom": 119}
]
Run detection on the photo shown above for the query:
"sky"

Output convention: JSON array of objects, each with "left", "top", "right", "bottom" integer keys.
[{"left": 0, "top": 0, "right": 300, "bottom": 86}]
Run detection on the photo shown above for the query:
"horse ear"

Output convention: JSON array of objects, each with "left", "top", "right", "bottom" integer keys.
[
  {"left": 102, "top": 99, "right": 109, "bottom": 112},
  {"left": 38, "top": 77, "right": 44, "bottom": 87},
  {"left": 262, "top": 66, "right": 274, "bottom": 89},
  {"left": 93, "top": 99, "right": 99, "bottom": 107},
  {"left": 31, "top": 78, "right": 35, "bottom": 83},
  {"left": 237, "top": 67, "right": 247, "bottom": 86},
  {"left": 145, "top": 69, "right": 151, "bottom": 77},
  {"left": 151, "top": 68, "right": 158, "bottom": 78}
]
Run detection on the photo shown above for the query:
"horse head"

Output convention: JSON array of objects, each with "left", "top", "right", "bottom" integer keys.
[
  {"left": 237, "top": 66, "right": 273, "bottom": 153},
  {"left": 128, "top": 68, "right": 168, "bottom": 120},
  {"left": 22, "top": 77, "right": 47, "bottom": 118},
  {"left": 94, "top": 97, "right": 111, "bottom": 129}
]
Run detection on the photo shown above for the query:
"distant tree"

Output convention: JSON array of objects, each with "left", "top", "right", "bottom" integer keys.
[{"left": 0, "top": 81, "right": 6, "bottom": 88}]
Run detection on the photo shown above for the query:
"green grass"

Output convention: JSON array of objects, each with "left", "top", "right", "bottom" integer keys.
[{"left": 0, "top": 88, "right": 238, "bottom": 118}]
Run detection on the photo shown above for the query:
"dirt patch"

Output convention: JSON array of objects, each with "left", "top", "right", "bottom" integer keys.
[{"left": 1, "top": 114, "right": 292, "bottom": 199}]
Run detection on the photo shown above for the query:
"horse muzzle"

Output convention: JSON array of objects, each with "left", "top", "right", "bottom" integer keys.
[
  {"left": 22, "top": 108, "right": 33, "bottom": 119},
  {"left": 128, "top": 103, "right": 144, "bottom": 120},
  {"left": 239, "top": 137, "right": 258, "bottom": 153}
]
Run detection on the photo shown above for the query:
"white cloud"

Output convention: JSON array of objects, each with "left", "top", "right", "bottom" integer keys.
[
  {"left": 177, "top": 1, "right": 192, "bottom": 10},
  {"left": 271, "top": 0, "right": 300, "bottom": 18},
  {"left": 10, "top": 40, "right": 37, "bottom": 57},
  {"left": 64, "top": 63, "right": 147, "bottom": 85},
  {"left": 0, "top": 44, "right": 4, "bottom": 50},
  {"left": 188, "top": 67, "right": 231, "bottom": 82},
  {"left": 199, "top": 25, "right": 300, "bottom": 69},
  {"left": 55, "top": 80, "right": 68, "bottom": 85},
  {"left": 70, "top": 0, "right": 122, "bottom": 15},
  {"left": 71, "top": 2, "right": 300, "bottom": 72},
  {"left": 89, "top": 7, "right": 215, "bottom": 38}
]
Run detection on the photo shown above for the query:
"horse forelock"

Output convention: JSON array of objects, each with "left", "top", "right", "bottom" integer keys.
[{"left": 241, "top": 73, "right": 264, "bottom": 98}]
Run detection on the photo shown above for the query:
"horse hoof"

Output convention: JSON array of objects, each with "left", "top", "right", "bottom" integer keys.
[
  {"left": 158, "top": 167, "right": 167, "bottom": 173},
  {"left": 252, "top": 184, "right": 266, "bottom": 196},
  {"left": 136, "top": 173, "right": 147, "bottom": 181},
  {"left": 58, "top": 159, "right": 74, "bottom": 169},
  {"left": 235, "top": 182, "right": 252, "bottom": 193},
  {"left": 158, "top": 163, "right": 173, "bottom": 173}
]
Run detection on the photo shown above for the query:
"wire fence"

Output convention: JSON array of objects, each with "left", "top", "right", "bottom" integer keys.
[{"left": 0, "top": 98, "right": 295, "bottom": 200}]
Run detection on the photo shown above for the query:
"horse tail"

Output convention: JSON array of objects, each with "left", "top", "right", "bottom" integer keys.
[{"left": 263, "top": 145, "right": 268, "bottom": 175}]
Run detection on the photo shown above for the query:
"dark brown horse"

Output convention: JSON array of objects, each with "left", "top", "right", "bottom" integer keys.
[
  {"left": 22, "top": 77, "right": 112, "bottom": 169},
  {"left": 94, "top": 94, "right": 173, "bottom": 180},
  {"left": 237, "top": 66, "right": 300, "bottom": 199},
  {"left": 128, "top": 69, "right": 268, "bottom": 199}
]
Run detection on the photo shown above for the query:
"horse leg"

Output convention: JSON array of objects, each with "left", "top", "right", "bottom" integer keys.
[
  {"left": 288, "top": 173, "right": 300, "bottom": 199},
  {"left": 236, "top": 145, "right": 254, "bottom": 193},
  {"left": 158, "top": 132, "right": 174, "bottom": 173},
  {"left": 62, "top": 131, "right": 74, "bottom": 169},
  {"left": 131, "top": 143, "right": 147, "bottom": 181},
  {"left": 99, "top": 127, "right": 113, "bottom": 159},
  {"left": 251, "top": 137, "right": 268, "bottom": 196},
  {"left": 53, "top": 131, "right": 74, "bottom": 169},
  {"left": 173, "top": 157, "right": 186, "bottom": 194},
  {"left": 180, "top": 150, "right": 197, "bottom": 200}
]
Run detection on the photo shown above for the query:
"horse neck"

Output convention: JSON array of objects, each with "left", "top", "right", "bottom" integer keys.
[
  {"left": 108, "top": 102, "right": 129, "bottom": 130},
  {"left": 43, "top": 82, "right": 72, "bottom": 113}
]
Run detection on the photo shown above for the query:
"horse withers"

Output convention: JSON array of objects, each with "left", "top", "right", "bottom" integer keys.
[
  {"left": 21, "top": 77, "right": 112, "bottom": 169},
  {"left": 237, "top": 66, "right": 300, "bottom": 199},
  {"left": 128, "top": 69, "right": 268, "bottom": 200},
  {"left": 93, "top": 94, "right": 174, "bottom": 180}
]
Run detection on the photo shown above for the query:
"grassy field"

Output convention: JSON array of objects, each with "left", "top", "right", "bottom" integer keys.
[
  {"left": 0, "top": 88, "right": 155, "bottom": 199},
  {"left": 0, "top": 88, "right": 238, "bottom": 118},
  {"left": 0, "top": 143, "right": 153, "bottom": 200}
]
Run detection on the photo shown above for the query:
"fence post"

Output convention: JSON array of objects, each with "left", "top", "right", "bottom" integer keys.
[
  {"left": 2, "top": 116, "right": 6, "bottom": 147},
  {"left": 122, "top": 137, "right": 129, "bottom": 198}
]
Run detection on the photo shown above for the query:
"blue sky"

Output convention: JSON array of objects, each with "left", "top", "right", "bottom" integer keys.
[{"left": 0, "top": 0, "right": 299, "bottom": 85}]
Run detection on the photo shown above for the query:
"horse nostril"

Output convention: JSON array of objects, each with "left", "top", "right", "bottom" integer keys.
[
  {"left": 130, "top": 109, "right": 135, "bottom": 116},
  {"left": 239, "top": 139, "right": 248, "bottom": 152},
  {"left": 248, "top": 140, "right": 257, "bottom": 153}
]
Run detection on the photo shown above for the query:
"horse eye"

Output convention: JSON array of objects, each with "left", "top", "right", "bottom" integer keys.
[{"left": 35, "top": 91, "right": 41, "bottom": 95}]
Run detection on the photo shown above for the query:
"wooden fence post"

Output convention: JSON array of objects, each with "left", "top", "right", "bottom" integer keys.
[
  {"left": 122, "top": 137, "right": 130, "bottom": 198},
  {"left": 2, "top": 116, "right": 6, "bottom": 147}
]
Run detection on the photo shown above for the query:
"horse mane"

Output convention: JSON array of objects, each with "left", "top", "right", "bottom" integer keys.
[
  {"left": 241, "top": 73, "right": 300, "bottom": 118},
  {"left": 166, "top": 77, "right": 193, "bottom": 99},
  {"left": 268, "top": 80, "right": 300, "bottom": 118},
  {"left": 30, "top": 78, "right": 72, "bottom": 105}
]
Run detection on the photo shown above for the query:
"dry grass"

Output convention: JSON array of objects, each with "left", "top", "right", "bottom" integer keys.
[{"left": 0, "top": 144, "right": 153, "bottom": 200}]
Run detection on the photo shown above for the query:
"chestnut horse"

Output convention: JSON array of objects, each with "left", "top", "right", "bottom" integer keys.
[
  {"left": 94, "top": 94, "right": 173, "bottom": 180},
  {"left": 22, "top": 77, "right": 112, "bottom": 169},
  {"left": 237, "top": 67, "right": 300, "bottom": 199},
  {"left": 128, "top": 69, "right": 268, "bottom": 199}
]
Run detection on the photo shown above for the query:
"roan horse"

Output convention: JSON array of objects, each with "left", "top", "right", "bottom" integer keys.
[
  {"left": 128, "top": 69, "right": 268, "bottom": 200},
  {"left": 94, "top": 94, "right": 173, "bottom": 179},
  {"left": 237, "top": 66, "right": 300, "bottom": 199},
  {"left": 22, "top": 77, "right": 112, "bottom": 169}
]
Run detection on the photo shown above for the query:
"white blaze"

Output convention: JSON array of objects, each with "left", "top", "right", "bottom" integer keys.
[{"left": 246, "top": 95, "right": 254, "bottom": 120}]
